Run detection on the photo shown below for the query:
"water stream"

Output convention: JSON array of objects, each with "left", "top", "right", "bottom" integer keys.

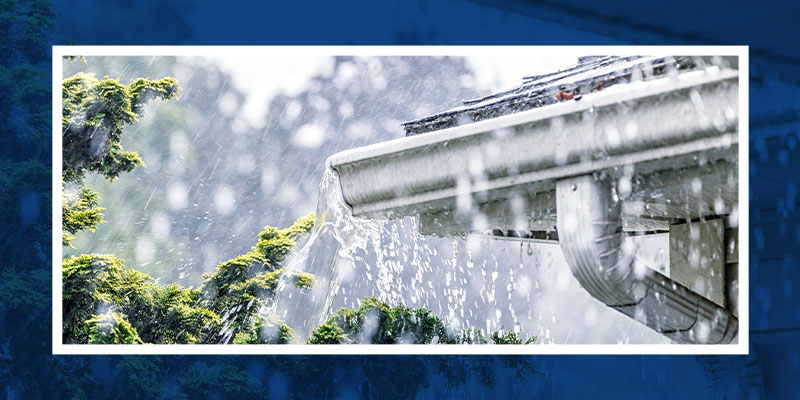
[
  {"left": 267, "top": 168, "right": 671, "bottom": 344},
  {"left": 269, "top": 168, "right": 467, "bottom": 339}
]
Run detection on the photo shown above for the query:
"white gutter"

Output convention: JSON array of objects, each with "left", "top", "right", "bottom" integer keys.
[
  {"left": 328, "top": 68, "right": 738, "bottom": 219},
  {"left": 326, "top": 66, "right": 739, "bottom": 344}
]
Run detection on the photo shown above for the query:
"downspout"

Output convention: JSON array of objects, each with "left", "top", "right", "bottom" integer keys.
[
  {"left": 556, "top": 174, "right": 737, "bottom": 343},
  {"left": 327, "top": 66, "right": 740, "bottom": 344}
]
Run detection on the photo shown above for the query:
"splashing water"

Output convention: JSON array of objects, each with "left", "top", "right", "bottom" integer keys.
[
  {"left": 269, "top": 168, "right": 476, "bottom": 339},
  {"left": 267, "top": 168, "right": 672, "bottom": 344},
  {"left": 270, "top": 168, "right": 507, "bottom": 340},
  {"left": 268, "top": 168, "right": 352, "bottom": 338}
]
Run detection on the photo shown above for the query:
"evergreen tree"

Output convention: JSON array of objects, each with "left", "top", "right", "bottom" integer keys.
[
  {"left": 61, "top": 72, "right": 179, "bottom": 183},
  {"left": 86, "top": 311, "right": 143, "bottom": 344},
  {"left": 0, "top": 2, "right": 544, "bottom": 392},
  {"left": 61, "top": 214, "right": 314, "bottom": 344},
  {"left": 307, "top": 297, "right": 536, "bottom": 345},
  {"left": 58, "top": 56, "right": 542, "bottom": 347},
  {"left": 61, "top": 56, "right": 482, "bottom": 286},
  {"left": 62, "top": 182, "right": 104, "bottom": 247},
  {"left": 0, "top": 0, "right": 63, "bottom": 395}
]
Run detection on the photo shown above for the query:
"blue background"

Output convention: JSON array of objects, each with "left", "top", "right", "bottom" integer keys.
[{"left": 2, "top": 0, "right": 799, "bottom": 398}]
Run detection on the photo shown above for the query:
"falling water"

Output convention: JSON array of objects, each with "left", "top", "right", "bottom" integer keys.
[
  {"left": 268, "top": 168, "right": 354, "bottom": 338},
  {"left": 269, "top": 167, "right": 490, "bottom": 340},
  {"left": 265, "top": 167, "right": 672, "bottom": 344}
]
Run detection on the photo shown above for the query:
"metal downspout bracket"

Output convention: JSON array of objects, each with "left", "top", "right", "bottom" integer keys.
[{"left": 555, "top": 174, "right": 738, "bottom": 344}]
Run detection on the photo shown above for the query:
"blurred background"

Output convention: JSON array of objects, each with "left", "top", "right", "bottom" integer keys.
[
  {"left": 63, "top": 54, "right": 671, "bottom": 344},
  {"left": 0, "top": 0, "right": 791, "bottom": 395},
  {"left": 63, "top": 55, "right": 576, "bottom": 286}
]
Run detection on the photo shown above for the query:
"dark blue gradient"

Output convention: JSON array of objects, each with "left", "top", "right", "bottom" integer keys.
[{"left": 2, "top": 0, "right": 798, "bottom": 398}]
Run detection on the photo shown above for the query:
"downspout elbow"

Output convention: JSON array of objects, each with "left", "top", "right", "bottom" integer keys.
[{"left": 556, "top": 175, "right": 737, "bottom": 344}]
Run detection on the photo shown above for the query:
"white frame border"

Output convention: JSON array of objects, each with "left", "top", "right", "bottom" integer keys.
[{"left": 52, "top": 45, "right": 749, "bottom": 355}]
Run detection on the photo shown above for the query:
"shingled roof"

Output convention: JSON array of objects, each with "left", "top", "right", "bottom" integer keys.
[{"left": 402, "top": 55, "right": 702, "bottom": 136}]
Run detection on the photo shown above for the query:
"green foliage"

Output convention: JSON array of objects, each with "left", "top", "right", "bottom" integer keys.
[
  {"left": 491, "top": 328, "right": 537, "bottom": 344},
  {"left": 64, "top": 55, "right": 87, "bottom": 64},
  {"left": 62, "top": 183, "right": 104, "bottom": 247},
  {"left": 61, "top": 72, "right": 180, "bottom": 183},
  {"left": 279, "top": 212, "right": 315, "bottom": 241},
  {"left": 308, "top": 297, "right": 537, "bottom": 345},
  {"left": 306, "top": 323, "right": 349, "bottom": 344},
  {"left": 2, "top": 63, "right": 52, "bottom": 159},
  {"left": 112, "top": 357, "right": 165, "bottom": 399},
  {"left": 61, "top": 253, "right": 218, "bottom": 344},
  {"left": 87, "top": 311, "right": 143, "bottom": 344},
  {"left": 57, "top": 60, "right": 536, "bottom": 350},
  {"left": 58, "top": 70, "right": 309, "bottom": 344},
  {"left": 325, "top": 296, "right": 451, "bottom": 344},
  {"left": 144, "top": 284, "right": 220, "bottom": 344},
  {"left": 254, "top": 212, "right": 315, "bottom": 266},
  {"left": 292, "top": 271, "right": 314, "bottom": 290},
  {"left": 0, "top": 1, "right": 70, "bottom": 395},
  {"left": 62, "top": 215, "right": 314, "bottom": 344},
  {"left": 17, "top": 0, "right": 53, "bottom": 62},
  {"left": 450, "top": 328, "right": 490, "bottom": 344},
  {"left": 176, "top": 364, "right": 267, "bottom": 400},
  {"left": 62, "top": 254, "right": 131, "bottom": 343},
  {"left": 60, "top": 56, "right": 480, "bottom": 287},
  {"left": 0, "top": 160, "right": 51, "bottom": 268},
  {"left": 233, "top": 316, "right": 295, "bottom": 344},
  {"left": 199, "top": 213, "right": 314, "bottom": 343},
  {"left": 0, "top": 267, "right": 49, "bottom": 311},
  {"left": 309, "top": 297, "right": 444, "bottom": 344},
  {"left": 6, "top": 10, "right": 544, "bottom": 394}
]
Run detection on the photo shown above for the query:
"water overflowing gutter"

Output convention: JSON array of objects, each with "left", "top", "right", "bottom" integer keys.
[
  {"left": 328, "top": 68, "right": 737, "bottom": 220},
  {"left": 326, "top": 66, "right": 739, "bottom": 344}
]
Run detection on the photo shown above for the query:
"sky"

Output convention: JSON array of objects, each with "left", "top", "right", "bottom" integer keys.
[
  {"left": 207, "top": 52, "right": 667, "bottom": 343},
  {"left": 212, "top": 54, "right": 577, "bottom": 127}
]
